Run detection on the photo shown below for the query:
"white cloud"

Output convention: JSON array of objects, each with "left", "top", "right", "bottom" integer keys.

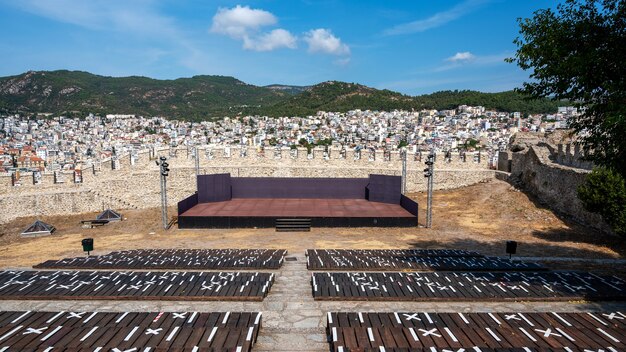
[
  {"left": 210, "top": 5, "right": 276, "bottom": 39},
  {"left": 304, "top": 29, "right": 350, "bottom": 56},
  {"left": 210, "top": 5, "right": 296, "bottom": 52},
  {"left": 384, "top": 0, "right": 491, "bottom": 35},
  {"left": 243, "top": 29, "right": 297, "bottom": 51},
  {"left": 446, "top": 52, "right": 475, "bottom": 62}
]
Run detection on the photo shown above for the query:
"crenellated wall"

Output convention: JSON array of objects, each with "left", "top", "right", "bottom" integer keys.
[
  {"left": 553, "top": 143, "right": 593, "bottom": 170},
  {"left": 0, "top": 146, "right": 497, "bottom": 224},
  {"left": 506, "top": 142, "right": 610, "bottom": 233}
]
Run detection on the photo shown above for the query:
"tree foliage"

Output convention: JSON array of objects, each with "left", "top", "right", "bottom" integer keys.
[
  {"left": 577, "top": 168, "right": 626, "bottom": 236},
  {"left": 508, "top": 0, "right": 626, "bottom": 176}
]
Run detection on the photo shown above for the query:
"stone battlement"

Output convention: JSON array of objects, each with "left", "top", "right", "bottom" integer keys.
[
  {"left": 553, "top": 143, "right": 593, "bottom": 170},
  {"left": 0, "top": 147, "right": 496, "bottom": 223},
  {"left": 0, "top": 146, "right": 497, "bottom": 224}
]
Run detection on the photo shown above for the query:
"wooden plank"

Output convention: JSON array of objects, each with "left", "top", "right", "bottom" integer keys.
[
  {"left": 0, "top": 270, "right": 275, "bottom": 301},
  {"left": 0, "top": 311, "right": 262, "bottom": 351},
  {"left": 326, "top": 312, "right": 626, "bottom": 351},
  {"left": 33, "top": 249, "right": 288, "bottom": 270},
  {"left": 312, "top": 272, "right": 626, "bottom": 301},
  {"left": 306, "top": 249, "right": 545, "bottom": 271}
]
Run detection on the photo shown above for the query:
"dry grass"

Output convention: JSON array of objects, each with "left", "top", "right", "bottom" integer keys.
[{"left": 0, "top": 179, "right": 623, "bottom": 270}]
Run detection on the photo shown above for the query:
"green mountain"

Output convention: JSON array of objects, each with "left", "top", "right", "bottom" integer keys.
[
  {"left": 264, "top": 84, "right": 312, "bottom": 95},
  {"left": 258, "top": 81, "right": 418, "bottom": 116},
  {"left": 412, "top": 90, "right": 565, "bottom": 115},
  {"left": 0, "top": 70, "right": 286, "bottom": 119},
  {"left": 0, "top": 70, "right": 566, "bottom": 119},
  {"left": 258, "top": 81, "right": 566, "bottom": 116}
]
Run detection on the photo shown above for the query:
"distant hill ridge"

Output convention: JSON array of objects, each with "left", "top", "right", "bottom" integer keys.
[{"left": 0, "top": 70, "right": 565, "bottom": 120}]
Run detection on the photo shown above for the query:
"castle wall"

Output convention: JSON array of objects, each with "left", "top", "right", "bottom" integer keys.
[
  {"left": 0, "top": 147, "right": 495, "bottom": 224},
  {"left": 510, "top": 145, "right": 609, "bottom": 232}
]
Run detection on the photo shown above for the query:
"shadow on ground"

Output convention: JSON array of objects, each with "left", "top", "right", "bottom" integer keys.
[{"left": 407, "top": 233, "right": 625, "bottom": 260}]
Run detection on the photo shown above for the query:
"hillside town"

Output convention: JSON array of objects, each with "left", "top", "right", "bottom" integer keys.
[{"left": 0, "top": 106, "right": 579, "bottom": 173}]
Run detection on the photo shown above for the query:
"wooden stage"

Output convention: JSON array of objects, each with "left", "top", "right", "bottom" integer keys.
[
  {"left": 178, "top": 198, "right": 418, "bottom": 228},
  {"left": 180, "top": 198, "right": 415, "bottom": 218}
]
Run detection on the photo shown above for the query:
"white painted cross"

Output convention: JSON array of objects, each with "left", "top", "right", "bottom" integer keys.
[
  {"left": 534, "top": 328, "right": 561, "bottom": 338},
  {"left": 505, "top": 314, "right": 521, "bottom": 321},
  {"left": 403, "top": 313, "right": 421, "bottom": 321},
  {"left": 172, "top": 313, "right": 187, "bottom": 319},
  {"left": 419, "top": 328, "right": 441, "bottom": 337},
  {"left": 23, "top": 327, "right": 48, "bottom": 335},
  {"left": 145, "top": 328, "right": 162, "bottom": 335}
]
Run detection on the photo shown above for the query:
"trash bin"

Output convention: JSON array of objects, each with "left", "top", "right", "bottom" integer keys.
[
  {"left": 506, "top": 240, "right": 517, "bottom": 258},
  {"left": 82, "top": 238, "right": 94, "bottom": 253}
]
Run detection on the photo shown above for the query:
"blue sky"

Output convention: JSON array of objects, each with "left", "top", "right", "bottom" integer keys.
[{"left": 0, "top": 0, "right": 555, "bottom": 95}]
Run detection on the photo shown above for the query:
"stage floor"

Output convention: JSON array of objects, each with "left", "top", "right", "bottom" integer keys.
[{"left": 180, "top": 198, "right": 415, "bottom": 218}]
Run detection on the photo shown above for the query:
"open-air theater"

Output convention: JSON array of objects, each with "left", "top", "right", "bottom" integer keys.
[{"left": 177, "top": 173, "right": 418, "bottom": 229}]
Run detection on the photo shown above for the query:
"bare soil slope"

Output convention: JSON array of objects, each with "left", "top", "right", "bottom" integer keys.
[{"left": 0, "top": 179, "right": 623, "bottom": 269}]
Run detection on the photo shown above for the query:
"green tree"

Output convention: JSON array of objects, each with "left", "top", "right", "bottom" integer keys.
[
  {"left": 577, "top": 168, "right": 626, "bottom": 236},
  {"left": 508, "top": 0, "right": 626, "bottom": 176}
]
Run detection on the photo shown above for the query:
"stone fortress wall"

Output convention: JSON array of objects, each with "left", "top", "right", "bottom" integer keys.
[
  {"left": 0, "top": 146, "right": 499, "bottom": 224},
  {"left": 498, "top": 134, "right": 610, "bottom": 233}
]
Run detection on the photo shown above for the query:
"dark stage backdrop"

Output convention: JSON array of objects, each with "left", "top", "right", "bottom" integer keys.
[
  {"left": 366, "top": 174, "right": 402, "bottom": 204},
  {"left": 230, "top": 177, "right": 369, "bottom": 199},
  {"left": 197, "top": 173, "right": 231, "bottom": 202},
  {"left": 196, "top": 174, "right": 402, "bottom": 203}
]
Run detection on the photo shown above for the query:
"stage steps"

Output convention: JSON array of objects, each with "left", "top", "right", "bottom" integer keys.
[{"left": 275, "top": 218, "right": 311, "bottom": 232}]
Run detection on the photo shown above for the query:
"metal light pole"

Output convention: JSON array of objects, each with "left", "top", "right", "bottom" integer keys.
[
  {"left": 401, "top": 147, "right": 407, "bottom": 194},
  {"left": 156, "top": 156, "right": 170, "bottom": 229},
  {"left": 194, "top": 146, "right": 200, "bottom": 190},
  {"left": 423, "top": 151, "right": 435, "bottom": 228}
]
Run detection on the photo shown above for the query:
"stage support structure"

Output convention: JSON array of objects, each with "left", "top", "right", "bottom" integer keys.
[
  {"left": 401, "top": 147, "right": 407, "bottom": 194},
  {"left": 194, "top": 146, "right": 200, "bottom": 189},
  {"left": 423, "top": 151, "right": 435, "bottom": 228},
  {"left": 156, "top": 156, "right": 170, "bottom": 229}
]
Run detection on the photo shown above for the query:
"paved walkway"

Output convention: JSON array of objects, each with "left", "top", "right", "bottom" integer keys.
[{"left": 2, "top": 252, "right": 626, "bottom": 351}]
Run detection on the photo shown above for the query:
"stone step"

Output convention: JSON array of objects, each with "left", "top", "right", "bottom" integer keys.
[{"left": 254, "top": 332, "right": 328, "bottom": 352}]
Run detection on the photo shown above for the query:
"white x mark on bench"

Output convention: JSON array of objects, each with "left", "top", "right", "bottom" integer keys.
[
  {"left": 145, "top": 328, "right": 162, "bottom": 335},
  {"left": 419, "top": 328, "right": 441, "bottom": 337},
  {"left": 403, "top": 313, "right": 421, "bottom": 321},
  {"left": 23, "top": 327, "right": 48, "bottom": 334},
  {"left": 534, "top": 328, "right": 561, "bottom": 338}
]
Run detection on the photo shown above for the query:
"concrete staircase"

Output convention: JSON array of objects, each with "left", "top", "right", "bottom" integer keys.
[{"left": 275, "top": 218, "right": 312, "bottom": 232}]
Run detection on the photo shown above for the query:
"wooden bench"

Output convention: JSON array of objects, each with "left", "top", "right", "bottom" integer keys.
[{"left": 80, "top": 219, "right": 110, "bottom": 228}]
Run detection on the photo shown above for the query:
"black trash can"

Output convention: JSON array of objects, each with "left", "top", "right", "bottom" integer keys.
[
  {"left": 506, "top": 240, "right": 517, "bottom": 258},
  {"left": 82, "top": 238, "right": 94, "bottom": 254}
]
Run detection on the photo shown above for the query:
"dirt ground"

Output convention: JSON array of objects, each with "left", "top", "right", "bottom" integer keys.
[{"left": 0, "top": 179, "right": 624, "bottom": 270}]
